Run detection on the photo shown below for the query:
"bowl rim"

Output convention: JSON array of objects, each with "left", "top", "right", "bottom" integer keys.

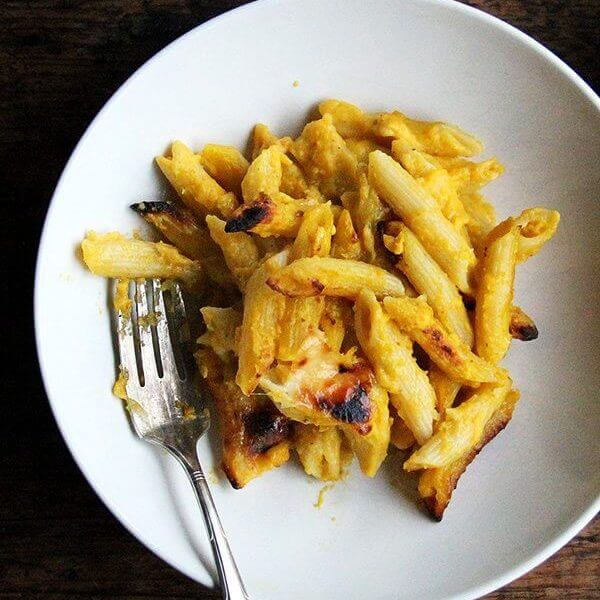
[{"left": 34, "top": 0, "right": 600, "bottom": 598}]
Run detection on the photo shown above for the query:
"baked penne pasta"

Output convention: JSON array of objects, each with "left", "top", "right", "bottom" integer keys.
[
  {"left": 267, "top": 256, "right": 406, "bottom": 299},
  {"left": 383, "top": 222, "right": 473, "bottom": 346},
  {"left": 354, "top": 289, "right": 436, "bottom": 444},
  {"left": 475, "top": 218, "right": 519, "bottom": 364},
  {"left": 369, "top": 151, "right": 476, "bottom": 293},
  {"left": 156, "top": 141, "right": 238, "bottom": 218},
  {"left": 83, "top": 99, "right": 560, "bottom": 518},
  {"left": 383, "top": 296, "right": 497, "bottom": 385},
  {"left": 81, "top": 231, "right": 203, "bottom": 290}
]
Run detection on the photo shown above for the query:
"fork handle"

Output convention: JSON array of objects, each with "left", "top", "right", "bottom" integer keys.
[{"left": 184, "top": 464, "right": 250, "bottom": 600}]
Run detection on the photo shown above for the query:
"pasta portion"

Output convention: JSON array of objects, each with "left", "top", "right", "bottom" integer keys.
[{"left": 81, "top": 99, "right": 559, "bottom": 520}]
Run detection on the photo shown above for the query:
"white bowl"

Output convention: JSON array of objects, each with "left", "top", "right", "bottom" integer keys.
[{"left": 35, "top": 0, "right": 600, "bottom": 598}]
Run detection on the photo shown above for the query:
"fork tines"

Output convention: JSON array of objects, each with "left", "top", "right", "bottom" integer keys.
[{"left": 116, "top": 279, "right": 188, "bottom": 391}]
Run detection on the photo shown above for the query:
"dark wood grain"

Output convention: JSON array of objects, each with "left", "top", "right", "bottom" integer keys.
[{"left": 2, "top": 1, "right": 598, "bottom": 598}]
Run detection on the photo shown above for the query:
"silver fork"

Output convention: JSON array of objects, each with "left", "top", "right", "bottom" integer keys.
[{"left": 116, "top": 278, "right": 249, "bottom": 600}]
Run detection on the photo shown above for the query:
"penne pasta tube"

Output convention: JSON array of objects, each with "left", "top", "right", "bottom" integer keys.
[
  {"left": 131, "top": 200, "right": 211, "bottom": 260},
  {"left": 236, "top": 250, "right": 289, "bottom": 394},
  {"left": 369, "top": 151, "right": 476, "bottom": 293},
  {"left": 383, "top": 296, "right": 498, "bottom": 385},
  {"left": 289, "top": 203, "right": 335, "bottom": 261},
  {"left": 280, "top": 159, "right": 311, "bottom": 199},
  {"left": 429, "top": 155, "right": 504, "bottom": 192},
  {"left": 396, "top": 150, "right": 504, "bottom": 192},
  {"left": 318, "top": 99, "right": 374, "bottom": 139},
  {"left": 241, "top": 144, "right": 287, "bottom": 203},
  {"left": 475, "top": 218, "right": 519, "bottom": 364},
  {"left": 341, "top": 174, "right": 390, "bottom": 265},
  {"left": 346, "top": 138, "right": 389, "bottom": 171},
  {"left": 81, "top": 231, "right": 203, "bottom": 290},
  {"left": 342, "top": 381, "right": 391, "bottom": 477},
  {"left": 156, "top": 141, "right": 238, "bottom": 218},
  {"left": 354, "top": 289, "right": 436, "bottom": 444},
  {"left": 267, "top": 256, "right": 406, "bottom": 299},
  {"left": 513, "top": 207, "right": 560, "bottom": 264},
  {"left": 418, "top": 388, "right": 519, "bottom": 519},
  {"left": 404, "top": 377, "right": 512, "bottom": 471},
  {"left": 250, "top": 123, "right": 293, "bottom": 159},
  {"left": 198, "top": 144, "right": 249, "bottom": 195},
  {"left": 383, "top": 222, "right": 473, "bottom": 346},
  {"left": 391, "top": 146, "right": 469, "bottom": 232}
]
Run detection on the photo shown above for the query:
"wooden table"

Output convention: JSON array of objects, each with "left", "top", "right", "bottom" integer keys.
[{"left": 2, "top": 1, "right": 597, "bottom": 598}]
